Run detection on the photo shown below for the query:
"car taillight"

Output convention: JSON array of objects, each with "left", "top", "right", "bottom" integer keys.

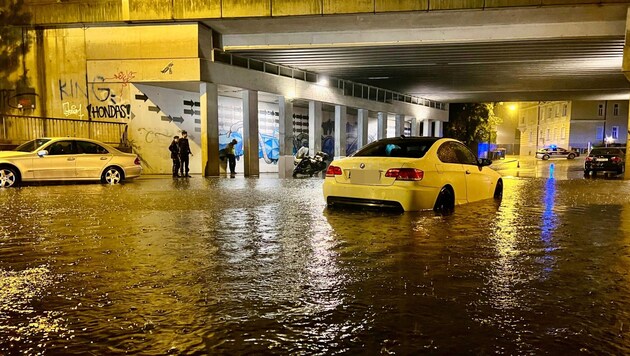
[
  {"left": 585, "top": 156, "right": 593, "bottom": 162},
  {"left": 611, "top": 156, "right": 622, "bottom": 163},
  {"left": 385, "top": 168, "right": 424, "bottom": 181},
  {"left": 134, "top": 157, "right": 141, "bottom": 165},
  {"left": 326, "top": 165, "right": 342, "bottom": 177}
]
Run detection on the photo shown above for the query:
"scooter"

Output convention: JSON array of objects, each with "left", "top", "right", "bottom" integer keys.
[{"left": 293, "top": 151, "right": 329, "bottom": 177}]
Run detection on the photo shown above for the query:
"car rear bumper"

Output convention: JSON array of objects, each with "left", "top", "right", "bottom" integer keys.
[
  {"left": 323, "top": 178, "right": 439, "bottom": 211},
  {"left": 124, "top": 165, "right": 142, "bottom": 179},
  {"left": 585, "top": 162, "right": 623, "bottom": 172}
]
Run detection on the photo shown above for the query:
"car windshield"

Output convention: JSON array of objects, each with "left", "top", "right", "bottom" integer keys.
[
  {"left": 353, "top": 138, "right": 438, "bottom": 158},
  {"left": 13, "top": 139, "right": 51, "bottom": 152},
  {"left": 590, "top": 148, "right": 624, "bottom": 156}
]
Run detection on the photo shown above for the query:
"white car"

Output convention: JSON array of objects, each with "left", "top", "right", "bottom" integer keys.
[
  {"left": 535, "top": 147, "right": 579, "bottom": 160},
  {"left": 0, "top": 137, "right": 142, "bottom": 187},
  {"left": 323, "top": 137, "right": 502, "bottom": 212}
]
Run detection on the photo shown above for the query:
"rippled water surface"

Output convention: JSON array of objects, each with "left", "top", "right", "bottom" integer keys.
[{"left": 2, "top": 163, "right": 630, "bottom": 354}]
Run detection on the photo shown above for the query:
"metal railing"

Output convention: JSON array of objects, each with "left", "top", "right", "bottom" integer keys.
[
  {"left": 212, "top": 49, "right": 447, "bottom": 111},
  {"left": 0, "top": 115, "right": 127, "bottom": 146}
]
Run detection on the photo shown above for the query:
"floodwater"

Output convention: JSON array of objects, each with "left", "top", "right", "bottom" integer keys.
[{"left": 2, "top": 158, "right": 630, "bottom": 354}]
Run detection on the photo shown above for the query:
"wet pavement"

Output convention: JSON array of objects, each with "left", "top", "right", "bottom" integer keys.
[{"left": 2, "top": 157, "right": 630, "bottom": 354}]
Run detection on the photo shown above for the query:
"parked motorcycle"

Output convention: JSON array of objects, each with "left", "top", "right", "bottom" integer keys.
[{"left": 293, "top": 151, "right": 329, "bottom": 177}]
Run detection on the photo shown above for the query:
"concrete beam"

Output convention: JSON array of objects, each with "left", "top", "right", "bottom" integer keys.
[
  {"left": 201, "top": 61, "right": 447, "bottom": 121},
  {"left": 222, "top": 5, "right": 627, "bottom": 49},
  {"left": 395, "top": 114, "right": 404, "bottom": 137}
]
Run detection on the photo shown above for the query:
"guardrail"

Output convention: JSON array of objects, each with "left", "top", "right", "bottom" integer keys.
[
  {"left": 0, "top": 115, "right": 127, "bottom": 146},
  {"left": 212, "top": 49, "right": 447, "bottom": 111}
]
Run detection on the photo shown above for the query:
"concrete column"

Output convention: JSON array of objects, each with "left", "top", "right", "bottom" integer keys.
[
  {"left": 377, "top": 112, "right": 387, "bottom": 140},
  {"left": 395, "top": 114, "right": 405, "bottom": 137},
  {"left": 434, "top": 120, "right": 443, "bottom": 137},
  {"left": 357, "top": 108, "right": 368, "bottom": 149},
  {"left": 334, "top": 105, "right": 347, "bottom": 158},
  {"left": 410, "top": 118, "right": 419, "bottom": 136},
  {"left": 200, "top": 82, "right": 220, "bottom": 177},
  {"left": 423, "top": 119, "right": 432, "bottom": 137},
  {"left": 242, "top": 90, "right": 259, "bottom": 177},
  {"left": 309, "top": 100, "right": 323, "bottom": 156},
  {"left": 278, "top": 96, "right": 294, "bottom": 178}
]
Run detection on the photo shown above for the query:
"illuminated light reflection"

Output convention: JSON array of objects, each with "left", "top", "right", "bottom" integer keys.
[{"left": 540, "top": 174, "right": 558, "bottom": 277}]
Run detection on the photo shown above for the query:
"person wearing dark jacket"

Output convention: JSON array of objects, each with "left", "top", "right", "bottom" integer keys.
[
  {"left": 226, "top": 138, "right": 238, "bottom": 177},
  {"left": 178, "top": 130, "right": 192, "bottom": 178},
  {"left": 169, "top": 136, "right": 180, "bottom": 178}
]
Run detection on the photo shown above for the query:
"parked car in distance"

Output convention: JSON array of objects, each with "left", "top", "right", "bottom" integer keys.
[
  {"left": 323, "top": 137, "right": 502, "bottom": 212},
  {"left": 584, "top": 147, "right": 626, "bottom": 175},
  {"left": 535, "top": 146, "right": 579, "bottom": 160},
  {"left": 0, "top": 137, "right": 142, "bottom": 188}
]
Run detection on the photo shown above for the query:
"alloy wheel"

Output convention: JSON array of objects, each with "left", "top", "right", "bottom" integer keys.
[{"left": 0, "top": 168, "right": 16, "bottom": 188}]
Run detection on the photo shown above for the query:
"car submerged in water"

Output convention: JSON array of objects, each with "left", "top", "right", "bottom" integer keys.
[
  {"left": 323, "top": 137, "right": 502, "bottom": 212},
  {"left": 584, "top": 147, "right": 626, "bottom": 176},
  {"left": 0, "top": 137, "right": 142, "bottom": 187}
]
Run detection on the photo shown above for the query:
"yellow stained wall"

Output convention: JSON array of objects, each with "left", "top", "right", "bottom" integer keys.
[{"left": 22, "top": 0, "right": 630, "bottom": 24}]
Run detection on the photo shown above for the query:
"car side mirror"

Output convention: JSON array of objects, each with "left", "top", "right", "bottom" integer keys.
[
  {"left": 37, "top": 150, "right": 48, "bottom": 157},
  {"left": 478, "top": 158, "right": 492, "bottom": 167}
]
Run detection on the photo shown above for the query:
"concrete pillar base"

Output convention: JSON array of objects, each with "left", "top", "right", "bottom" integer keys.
[{"left": 278, "top": 156, "right": 295, "bottom": 178}]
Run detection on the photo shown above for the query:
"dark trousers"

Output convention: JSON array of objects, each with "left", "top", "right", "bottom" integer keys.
[
  {"left": 227, "top": 154, "right": 236, "bottom": 174},
  {"left": 180, "top": 155, "right": 190, "bottom": 176},
  {"left": 172, "top": 159, "right": 180, "bottom": 177}
]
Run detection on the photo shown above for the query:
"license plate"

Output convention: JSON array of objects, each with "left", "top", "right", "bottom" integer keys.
[
  {"left": 349, "top": 169, "right": 381, "bottom": 184},
  {"left": 596, "top": 158, "right": 608, "bottom": 162}
]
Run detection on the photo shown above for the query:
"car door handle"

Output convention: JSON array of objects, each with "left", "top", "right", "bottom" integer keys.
[
  {"left": 100, "top": 157, "right": 108, "bottom": 160},
  {"left": 67, "top": 157, "right": 75, "bottom": 161},
  {"left": 465, "top": 170, "right": 471, "bottom": 174}
]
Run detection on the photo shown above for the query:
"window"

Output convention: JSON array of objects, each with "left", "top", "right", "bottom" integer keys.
[
  {"left": 437, "top": 142, "right": 477, "bottom": 165},
  {"left": 613, "top": 103, "right": 620, "bottom": 116},
  {"left": 76, "top": 141, "right": 109, "bottom": 154},
  {"left": 555, "top": 105, "right": 560, "bottom": 117},
  {"left": 562, "top": 104, "right": 567, "bottom": 116},
  {"left": 46, "top": 141, "right": 75, "bottom": 155},
  {"left": 354, "top": 138, "right": 434, "bottom": 158},
  {"left": 554, "top": 128, "right": 557, "bottom": 140},
  {"left": 612, "top": 126, "right": 619, "bottom": 140},
  {"left": 520, "top": 116, "right": 525, "bottom": 125},
  {"left": 561, "top": 126, "right": 565, "bottom": 139},
  {"left": 529, "top": 131, "right": 533, "bottom": 143},
  {"left": 546, "top": 129, "right": 550, "bottom": 140},
  {"left": 548, "top": 108, "right": 553, "bottom": 118},
  {"left": 598, "top": 104, "right": 604, "bottom": 116}
]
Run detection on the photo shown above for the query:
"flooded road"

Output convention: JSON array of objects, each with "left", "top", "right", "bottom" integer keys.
[{"left": 2, "top": 158, "right": 630, "bottom": 354}]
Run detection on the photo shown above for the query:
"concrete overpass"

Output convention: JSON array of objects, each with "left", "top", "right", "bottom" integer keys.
[{"left": 19, "top": 0, "right": 630, "bottom": 102}]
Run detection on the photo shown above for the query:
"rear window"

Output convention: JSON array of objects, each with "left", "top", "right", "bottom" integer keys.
[
  {"left": 14, "top": 139, "right": 51, "bottom": 152},
  {"left": 590, "top": 148, "right": 624, "bottom": 156},
  {"left": 353, "top": 139, "right": 435, "bottom": 158}
]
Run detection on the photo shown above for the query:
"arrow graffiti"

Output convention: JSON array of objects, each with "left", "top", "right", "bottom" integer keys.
[
  {"left": 183, "top": 100, "right": 200, "bottom": 107},
  {"left": 184, "top": 109, "right": 201, "bottom": 116},
  {"left": 161, "top": 115, "right": 184, "bottom": 123},
  {"left": 148, "top": 105, "right": 161, "bottom": 113},
  {"left": 135, "top": 94, "right": 148, "bottom": 102}
]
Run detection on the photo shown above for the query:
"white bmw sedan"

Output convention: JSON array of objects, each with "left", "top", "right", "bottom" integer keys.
[
  {"left": 323, "top": 137, "right": 502, "bottom": 212},
  {"left": 0, "top": 137, "right": 142, "bottom": 187}
]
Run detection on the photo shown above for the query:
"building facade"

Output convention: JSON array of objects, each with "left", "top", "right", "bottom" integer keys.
[{"left": 518, "top": 101, "right": 628, "bottom": 156}]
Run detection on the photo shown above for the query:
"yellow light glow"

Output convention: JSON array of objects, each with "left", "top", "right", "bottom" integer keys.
[{"left": 508, "top": 104, "right": 517, "bottom": 112}]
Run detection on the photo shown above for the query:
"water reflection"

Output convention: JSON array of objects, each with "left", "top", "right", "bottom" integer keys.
[{"left": 1, "top": 176, "right": 630, "bottom": 354}]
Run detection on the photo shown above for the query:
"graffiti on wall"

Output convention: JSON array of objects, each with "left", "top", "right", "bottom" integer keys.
[
  {"left": 57, "top": 75, "right": 135, "bottom": 120},
  {"left": 62, "top": 102, "right": 84, "bottom": 119}
]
